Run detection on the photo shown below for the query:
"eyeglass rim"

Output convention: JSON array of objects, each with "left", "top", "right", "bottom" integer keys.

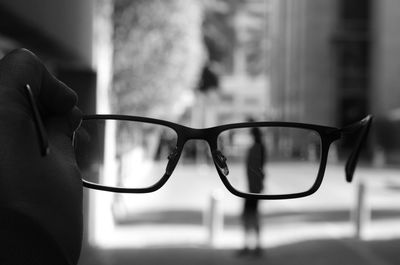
[
  {"left": 82, "top": 114, "right": 344, "bottom": 133},
  {"left": 79, "top": 114, "right": 347, "bottom": 199}
]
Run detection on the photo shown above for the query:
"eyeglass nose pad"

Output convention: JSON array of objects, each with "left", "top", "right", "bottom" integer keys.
[
  {"left": 166, "top": 147, "right": 180, "bottom": 175},
  {"left": 212, "top": 150, "right": 229, "bottom": 177}
]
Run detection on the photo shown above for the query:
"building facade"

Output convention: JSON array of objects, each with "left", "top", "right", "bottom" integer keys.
[{"left": 268, "top": 0, "right": 400, "bottom": 160}]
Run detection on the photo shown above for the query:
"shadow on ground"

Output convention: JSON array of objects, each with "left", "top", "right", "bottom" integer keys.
[
  {"left": 78, "top": 238, "right": 400, "bottom": 265},
  {"left": 114, "top": 209, "right": 400, "bottom": 226}
]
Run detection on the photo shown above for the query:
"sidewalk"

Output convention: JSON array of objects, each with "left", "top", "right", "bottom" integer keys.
[
  {"left": 77, "top": 164, "right": 400, "bottom": 264},
  {"left": 78, "top": 213, "right": 400, "bottom": 265},
  {"left": 79, "top": 238, "right": 400, "bottom": 265}
]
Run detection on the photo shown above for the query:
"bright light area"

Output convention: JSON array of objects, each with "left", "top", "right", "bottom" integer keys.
[{"left": 87, "top": 161, "right": 400, "bottom": 249}]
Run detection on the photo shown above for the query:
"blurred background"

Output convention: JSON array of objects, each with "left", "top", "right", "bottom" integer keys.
[{"left": 1, "top": 0, "right": 400, "bottom": 264}]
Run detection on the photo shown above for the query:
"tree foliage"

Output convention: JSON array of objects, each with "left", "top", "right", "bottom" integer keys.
[
  {"left": 112, "top": 0, "right": 205, "bottom": 116},
  {"left": 203, "top": 0, "right": 268, "bottom": 76}
]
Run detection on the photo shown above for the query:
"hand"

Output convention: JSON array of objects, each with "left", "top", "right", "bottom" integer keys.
[{"left": 0, "top": 49, "right": 83, "bottom": 264}]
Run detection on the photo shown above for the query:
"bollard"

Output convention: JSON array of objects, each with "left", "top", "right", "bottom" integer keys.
[
  {"left": 372, "top": 148, "right": 386, "bottom": 168},
  {"left": 353, "top": 181, "right": 370, "bottom": 240},
  {"left": 205, "top": 189, "right": 224, "bottom": 247},
  {"left": 328, "top": 143, "right": 339, "bottom": 164}
]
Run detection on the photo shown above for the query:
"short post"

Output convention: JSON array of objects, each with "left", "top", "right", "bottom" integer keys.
[
  {"left": 205, "top": 189, "right": 224, "bottom": 247},
  {"left": 328, "top": 143, "right": 339, "bottom": 164},
  {"left": 353, "top": 181, "right": 370, "bottom": 240},
  {"left": 372, "top": 147, "right": 386, "bottom": 168}
]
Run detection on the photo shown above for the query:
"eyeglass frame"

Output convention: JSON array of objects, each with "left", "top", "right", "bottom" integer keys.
[
  {"left": 25, "top": 83, "right": 373, "bottom": 200},
  {"left": 77, "top": 114, "right": 372, "bottom": 200}
]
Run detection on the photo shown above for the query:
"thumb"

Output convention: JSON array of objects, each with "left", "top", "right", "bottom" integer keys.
[{"left": 0, "top": 48, "right": 77, "bottom": 116}]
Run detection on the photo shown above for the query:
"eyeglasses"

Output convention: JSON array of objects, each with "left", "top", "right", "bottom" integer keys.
[
  {"left": 25, "top": 84, "right": 373, "bottom": 200},
  {"left": 73, "top": 114, "right": 372, "bottom": 200}
]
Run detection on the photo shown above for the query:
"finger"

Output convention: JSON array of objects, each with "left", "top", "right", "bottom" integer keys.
[
  {"left": 68, "top": 106, "right": 83, "bottom": 132},
  {"left": 0, "top": 48, "right": 78, "bottom": 115},
  {"left": 40, "top": 69, "right": 78, "bottom": 115},
  {"left": 45, "top": 106, "right": 83, "bottom": 141},
  {"left": 0, "top": 49, "right": 42, "bottom": 90}
]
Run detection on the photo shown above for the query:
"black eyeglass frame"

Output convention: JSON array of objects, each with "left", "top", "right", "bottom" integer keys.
[
  {"left": 24, "top": 84, "right": 372, "bottom": 199},
  {"left": 78, "top": 114, "right": 372, "bottom": 200},
  {"left": 25, "top": 83, "right": 372, "bottom": 200}
]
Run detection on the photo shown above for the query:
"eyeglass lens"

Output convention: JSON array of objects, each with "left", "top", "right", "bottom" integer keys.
[
  {"left": 217, "top": 127, "right": 321, "bottom": 195},
  {"left": 74, "top": 119, "right": 322, "bottom": 195},
  {"left": 74, "top": 119, "right": 178, "bottom": 189}
]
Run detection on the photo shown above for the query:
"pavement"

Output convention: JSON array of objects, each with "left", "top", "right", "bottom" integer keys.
[
  {"left": 77, "top": 163, "right": 400, "bottom": 265},
  {"left": 78, "top": 238, "right": 400, "bottom": 265}
]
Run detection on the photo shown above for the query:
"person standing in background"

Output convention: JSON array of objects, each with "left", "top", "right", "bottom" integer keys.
[{"left": 238, "top": 124, "right": 266, "bottom": 257}]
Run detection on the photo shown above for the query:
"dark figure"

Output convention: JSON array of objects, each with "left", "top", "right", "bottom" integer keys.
[{"left": 239, "top": 126, "right": 266, "bottom": 256}]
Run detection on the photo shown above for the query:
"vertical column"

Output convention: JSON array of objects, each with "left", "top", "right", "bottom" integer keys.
[{"left": 353, "top": 181, "right": 370, "bottom": 239}]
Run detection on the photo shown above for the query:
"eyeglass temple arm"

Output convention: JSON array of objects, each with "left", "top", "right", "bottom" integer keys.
[
  {"left": 25, "top": 84, "right": 50, "bottom": 157},
  {"left": 338, "top": 115, "right": 373, "bottom": 183}
]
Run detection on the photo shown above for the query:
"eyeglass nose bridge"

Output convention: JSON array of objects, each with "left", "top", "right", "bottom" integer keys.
[
  {"left": 180, "top": 127, "right": 217, "bottom": 142},
  {"left": 178, "top": 126, "right": 219, "bottom": 150},
  {"left": 175, "top": 126, "right": 228, "bottom": 175}
]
